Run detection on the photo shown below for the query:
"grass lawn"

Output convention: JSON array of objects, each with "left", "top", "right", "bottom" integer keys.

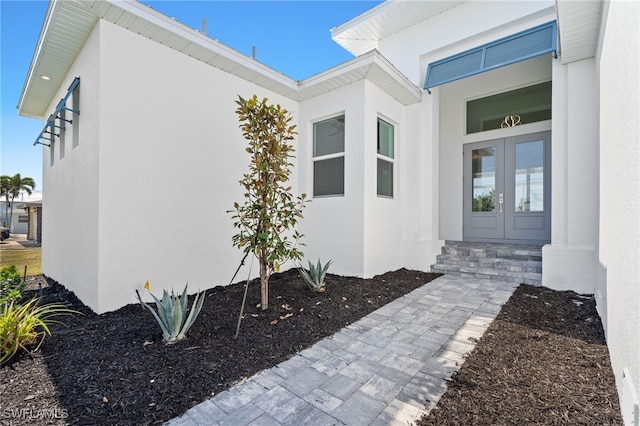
[{"left": 0, "top": 248, "right": 42, "bottom": 276}]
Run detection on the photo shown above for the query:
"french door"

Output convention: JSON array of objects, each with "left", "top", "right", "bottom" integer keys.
[{"left": 463, "top": 131, "right": 551, "bottom": 243}]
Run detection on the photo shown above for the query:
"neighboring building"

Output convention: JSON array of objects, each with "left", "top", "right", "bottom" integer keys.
[
  {"left": 17, "top": 1, "right": 639, "bottom": 423},
  {"left": 0, "top": 190, "right": 43, "bottom": 236}
]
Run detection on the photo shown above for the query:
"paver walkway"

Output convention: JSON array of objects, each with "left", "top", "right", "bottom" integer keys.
[{"left": 166, "top": 275, "right": 518, "bottom": 426}]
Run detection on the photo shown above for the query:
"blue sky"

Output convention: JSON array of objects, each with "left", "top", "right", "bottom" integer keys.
[{"left": 0, "top": 0, "right": 381, "bottom": 190}]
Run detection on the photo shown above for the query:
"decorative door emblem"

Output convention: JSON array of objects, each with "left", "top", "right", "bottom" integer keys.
[{"left": 501, "top": 115, "right": 521, "bottom": 128}]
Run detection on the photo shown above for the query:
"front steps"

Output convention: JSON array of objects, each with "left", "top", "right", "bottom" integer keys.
[{"left": 431, "top": 240, "right": 543, "bottom": 285}]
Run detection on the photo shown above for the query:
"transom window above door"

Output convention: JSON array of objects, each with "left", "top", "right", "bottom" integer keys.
[{"left": 466, "top": 81, "right": 551, "bottom": 134}]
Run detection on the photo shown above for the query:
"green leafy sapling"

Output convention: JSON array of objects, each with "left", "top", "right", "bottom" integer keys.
[
  {"left": 298, "top": 259, "right": 332, "bottom": 293},
  {"left": 230, "top": 95, "right": 307, "bottom": 310},
  {"left": 0, "top": 265, "right": 26, "bottom": 306},
  {"left": 135, "top": 281, "right": 205, "bottom": 344}
]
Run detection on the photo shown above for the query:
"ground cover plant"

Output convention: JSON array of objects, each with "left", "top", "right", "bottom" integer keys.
[
  {"left": 0, "top": 270, "right": 621, "bottom": 425},
  {"left": 0, "top": 264, "right": 26, "bottom": 305}
]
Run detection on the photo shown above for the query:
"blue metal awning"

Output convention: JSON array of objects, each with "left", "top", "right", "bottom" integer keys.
[
  {"left": 424, "top": 21, "right": 557, "bottom": 92},
  {"left": 34, "top": 77, "right": 80, "bottom": 146}
]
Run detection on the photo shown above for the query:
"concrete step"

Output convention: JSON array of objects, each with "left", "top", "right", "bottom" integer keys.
[
  {"left": 430, "top": 263, "right": 542, "bottom": 285},
  {"left": 431, "top": 241, "right": 543, "bottom": 285},
  {"left": 441, "top": 240, "right": 542, "bottom": 261},
  {"left": 435, "top": 254, "right": 542, "bottom": 273}
]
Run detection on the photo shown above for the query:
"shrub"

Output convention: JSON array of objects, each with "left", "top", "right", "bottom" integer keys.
[
  {"left": 0, "top": 265, "right": 26, "bottom": 306},
  {"left": 135, "top": 282, "right": 205, "bottom": 344},
  {"left": 298, "top": 259, "right": 332, "bottom": 293},
  {"left": 0, "top": 298, "right": 79, "bottom": 363}
]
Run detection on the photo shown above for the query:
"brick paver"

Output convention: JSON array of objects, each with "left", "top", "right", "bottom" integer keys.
[{"left": 166, "top": 275, "right": 517, "bottom": 426}]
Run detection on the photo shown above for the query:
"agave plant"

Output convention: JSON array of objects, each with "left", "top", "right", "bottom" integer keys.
[
  {"left": 298, "top": 259, "right": 332, "bottom": 293},
  {"left": 135, "top": 282, "right": 205, "bottom": 344}
]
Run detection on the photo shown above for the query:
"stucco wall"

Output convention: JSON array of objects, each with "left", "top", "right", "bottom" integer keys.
[
  {"left": 542, "top": 57, "right": 599, "bottom": 295},
  {"left": 46, "top": 21, "right": 301, "bottom": 313},
  {"left": 297, "top": 79, "right": 424, "bottom": 278},
  {"left": 41, "top": 23, "right": 101, "bottom": 310},
  {"left": 598, "top": 1, "right": 640, "bottom": 424},
  {"left": 362, "top": 81, "right": 408, "bottom": 277},
  {"left": 297, "top": 82, "right": 366, "bottom": 277},
  {"left": 94, "top": 21, "right": 301, "bottom": 313}
]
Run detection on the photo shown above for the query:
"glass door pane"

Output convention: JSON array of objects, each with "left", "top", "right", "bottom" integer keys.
[
  {"left": 514, "top": 140, "right": 544, "bottom": 212},
  {"left": 472, "top": 147, "right": 496, "bottom": 212}
]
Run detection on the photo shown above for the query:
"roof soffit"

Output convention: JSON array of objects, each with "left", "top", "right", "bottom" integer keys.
[
  {"left": 18, "top": 1, "right": 98, "bottom": 118},
  {"left": 299, "top": 50, "right": 422, "bottom": 105},
  {"left": 19, "top": 0, "right": 421, "bottom": 118},
  {"left": 331, "top": 0, "right": 466, "bottom": 56},
  {"left": 556, "top": 0, "right": 603, "bottom": 64}
]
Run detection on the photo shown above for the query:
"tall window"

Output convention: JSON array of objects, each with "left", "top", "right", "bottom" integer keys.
[
  {"left": 377, "top": 118, "right": 394, "bottom": 197},
  {"left": 313, "top": 115, "right": 345, "bottom": 197}
]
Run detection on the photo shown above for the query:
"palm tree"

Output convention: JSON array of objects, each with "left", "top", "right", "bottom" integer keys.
[
  {"left": 0, "top": 175, "right": 11, "bottom": 227},
  {"left": 0, "top": 174, "right": 36, "bottom": 230}
]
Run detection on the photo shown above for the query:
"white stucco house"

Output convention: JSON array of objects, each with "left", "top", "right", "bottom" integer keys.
[{"left": 17, "top": 0, "right": 639, "bottom": 423}]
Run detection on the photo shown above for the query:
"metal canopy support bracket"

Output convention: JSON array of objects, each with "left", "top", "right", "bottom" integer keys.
[{"left": 33, "top": 77, "right": 80, "bottom": 146}]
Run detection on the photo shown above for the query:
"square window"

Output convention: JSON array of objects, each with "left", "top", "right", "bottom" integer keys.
[
  {"left": 314, "top": 157, "right": 345, "bottom": 196},
  {"left": 314, "top": 115, "right": 344, "bottom": 157}
]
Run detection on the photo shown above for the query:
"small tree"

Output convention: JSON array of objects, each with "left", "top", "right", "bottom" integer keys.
[{"left": 231, "top": 95, "right": 307, "bottom": 310}]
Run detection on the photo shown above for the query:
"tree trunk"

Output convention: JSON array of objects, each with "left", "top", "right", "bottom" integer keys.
[
  {"left": 3, "top": 196, "right": 9, "bottom": 228},
  {"left": 7, "top": 197, "right": 14, "bottom": 230},
  {"left": 260, "top": 255, "right": 269, "bottom": 310}
]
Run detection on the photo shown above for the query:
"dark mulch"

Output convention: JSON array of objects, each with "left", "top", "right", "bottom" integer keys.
[
  {"left": 2, "top": 272, "right": 622, "bottom": 426},
  {"left": 0, "top": 268, "right": 437, "bottom": 425},
  {"left": 417, "top": 284, "right": 623, "bottom": 425}
]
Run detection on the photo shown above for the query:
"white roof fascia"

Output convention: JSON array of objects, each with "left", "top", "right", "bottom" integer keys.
[
  {"left": 18, "top": 0, "right": 421, "bottom": 119},
  {"left": 299, "top": 50, "right": 422, "bottom": 105},
  {"left": 331, "top": 0, "right": 466, "bottom": 57},
  {"left": 18, "top": 1, "right": 98, "bottom": 118},
  {"left": 18, "top": 0, "right": 299, "bottom": 118},
  {"left": 86, "top": 0, "right": 298, "bottom": 91}
]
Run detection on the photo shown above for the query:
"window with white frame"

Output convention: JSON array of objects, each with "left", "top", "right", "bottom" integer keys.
[
  {"left": 313, "top": 115, "right": 345, "bottom": 197},
  {"left": 377, "top": 117, "right": 394, "bottom": 197}
]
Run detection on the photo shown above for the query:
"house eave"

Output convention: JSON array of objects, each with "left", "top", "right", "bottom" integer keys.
[
  {"left": 556, "top": 0, "right": 603, "bottom": 64},
  {"left": 18, "top": 0, "right": 422, "bottom": 120},
  {"left": 331, "top": 0, "right": 467, "bottom": 57},
  {"left": 17, "top": 0, "right": 299, "bottom": 119},
  {"left": 299, "top": 50, "right": 422, "bottom": 105}
]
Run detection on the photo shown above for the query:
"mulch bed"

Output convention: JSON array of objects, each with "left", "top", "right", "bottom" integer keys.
[
  {"left": 417, "top": 284, "right": 623, "bottom": 425},
  {"left": 1, "top": 271, "right": 622, "bottom": 425},
  {"left": 1, "top": 269, "right": 437, "bottom": 425}
]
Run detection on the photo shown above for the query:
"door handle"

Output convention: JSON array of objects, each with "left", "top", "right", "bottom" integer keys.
[{"left": 499, "top": 193, "right": 504, "bottom": 213}]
